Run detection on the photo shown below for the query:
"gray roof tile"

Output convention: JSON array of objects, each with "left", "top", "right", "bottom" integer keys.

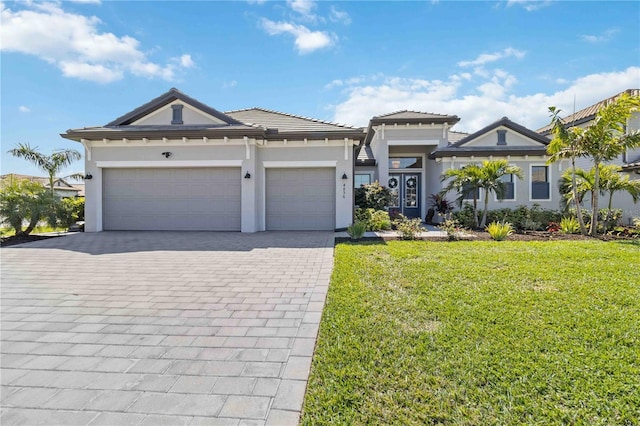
[{"left": 225, "top": 108, "right": 361, "bottom": 133}]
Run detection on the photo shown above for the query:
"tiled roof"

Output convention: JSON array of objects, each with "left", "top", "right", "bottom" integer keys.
[
  {"left": 448, "top": 131, "right": 469, "bottom": 143},
  {"left": 374, "top": 110, "right": 459, "bottom": 120},
  {"left": 450, "top": 117, "right": 549, "bottom": 148},
  {"left": 225, "top": 108, "right": 361, "bottom": 133},
  {"left": 537, "top": 89, "right": 640, "bottom": 135}
]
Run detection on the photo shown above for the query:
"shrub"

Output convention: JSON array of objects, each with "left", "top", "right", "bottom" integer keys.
[
  {"left": 347, "top": 221, "right": 367, "bottom": 240},
  {"left": 369, "top": 210, "right": 391, "bottom": 231},
  {"left": 438, "top": 217, "right": 463, "bottom": 241},
  {"left": 560, "top": 217, "right": 580, "bottom": 234},
  {"left": 393, "top": 215, "right": 423, "bottom": 240},
  {"left": 56, "top": 197, "right": 85, "bottom": 229},
  {"left": 486, "top": 221, "right": 514, "bottom": 241},
  {"left": 354, "top": 182, "right": 392, "bottom": 211},
  {"left": 634, "top": 217, "right": 640, "bottom": 230},
  {"left": 354, "top": 208, "right": 391, "bottom": 231},
  {"left": 546, "top": 221, "right": 561, "bottom": 233},
  {"left": 452, "top": 204, "right": 476, "bottom": 229}
]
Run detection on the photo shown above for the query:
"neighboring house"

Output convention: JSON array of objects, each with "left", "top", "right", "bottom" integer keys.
[
  {"left": 537, "top": 89, "right": 640, "bottom": 224},
  {"left": 0, "top": 174, "right": 83, "bottom": 198},
  {"left": 61, "top": 88, "right": 364, "bottom": 232},
  {"left": 62, "top": 87, "right": 639, "bottom": 232}
]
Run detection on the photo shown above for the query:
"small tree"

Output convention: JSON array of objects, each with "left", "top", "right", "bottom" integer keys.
[
  {"left": 575, "top": 93, "right": 640, "bottom": 235},
  {"left": 477, "top": 160, "right": 523, "bottom": 228},
  {"left": 0, "top": 178, "right": 56, "bottom": 236},
  {"left": 7, "top": 143, "right": 82, "bottom": 198},
  {"left": 441, "top": 160, "right": 523, "bottom": 228},
  {"left": 441, "top": 164, "right": 483, "bottom": 227},
  {"left": 547, "top": 106, "right": 588, "bottom": 235}
]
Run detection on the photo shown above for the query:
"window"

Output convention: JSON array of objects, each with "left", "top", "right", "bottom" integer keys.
[
  {"left": 171, "top": 105, "right": 184, "bottom": 125},
  {"left": 531, "top": 165, "right": 550, "bottom": 200},
  {"left": 497, "top": 174, "right": 515, "bottom": 200},
  {"left": 389, "top": 157, "right": 422, "bottom": 169},
  {"left": 354, "top": 174, "right": 371, "bottom": 188},
  {"left": 462, "top": 184, "right": 480, "bottom": 200},
  {"left": 497, "top": 130, "right": 507, "bottom": 145}
]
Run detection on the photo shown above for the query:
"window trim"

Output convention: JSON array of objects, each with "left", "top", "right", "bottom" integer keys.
[{"left": 529, "top": 164, "right": 552, "bottom": 202}]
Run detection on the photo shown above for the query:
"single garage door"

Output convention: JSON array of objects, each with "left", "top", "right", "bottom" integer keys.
[
  {"left": 103, "top": 168, "right": 241, "bottom": 231},
  {"left": 266, "top": 168, "right": 335, "bottom": 230}
]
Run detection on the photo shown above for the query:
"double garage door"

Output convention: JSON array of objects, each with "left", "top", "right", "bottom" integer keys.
[
  {"left": 102, "top": 167, "right": 336, "bottom": 231},
  {"left": 103, "top": 168, "right": 241, "bottom": 231}
]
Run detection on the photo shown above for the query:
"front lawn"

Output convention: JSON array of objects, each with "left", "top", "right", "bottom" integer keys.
[{"left": 302, "top": 240, "right": 640, "bottom": 425}]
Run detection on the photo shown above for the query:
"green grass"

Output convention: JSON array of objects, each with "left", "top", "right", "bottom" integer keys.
[
  {"left": 0, "top": 225, "right": 67, "bottom": 237},
  {"left": 302, "top": 240, "right": 640, "bottom": 425}
]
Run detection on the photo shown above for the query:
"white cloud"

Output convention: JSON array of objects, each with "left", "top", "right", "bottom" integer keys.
[
  {"left": 506, "top": 0, "right": 553, "bottom": 12},
  {"left": 260, "top": 18, "right": 334, "bottom": 54},
  {"left": 0, "top": 2, "right": 195, "bottom": 83},
  {"left": 458, "top": 48, "right": 526, "bottom": 68},
  {"left": 223, "top": 80, "right": 237, "bottom": 89},
  {"left": 18, "top": 106, "right": 31, "bottom": 113},
  {"left": 329, "top": 6, "right": 351, "bottom": 25},
  {"left": 330, "top": 66, "right": 640, "bottom": 132},
  {"left": 287, "top": 0, "right": 316, "bottom": 19},
  {"left": 177, "top": 54, "right": 194, "bottom": 68},
  {"left": 580, "top": 28, "right": 619, "bottom": 43}
]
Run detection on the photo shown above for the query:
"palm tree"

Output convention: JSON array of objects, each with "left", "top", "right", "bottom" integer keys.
[
  {"left": 442, "top": 160, "right": 523, "bottom": 228},
  {"left": 441, "top": 163, "right": 483, "bottom": 227},
  {"left": 547, "top": 106, "right": 588, "bottom": 235},
  {"left": 477, "top": 160, "right": 523, "bottom": 227},
  {"left": 599, "top": 165, "right": 640, "bottom": 229},
  {"left": 577, "top": 93, "right": 640, "bottom": 235},
  {"left": 7, "top": 143, "right": 82, "bottom": 198}
]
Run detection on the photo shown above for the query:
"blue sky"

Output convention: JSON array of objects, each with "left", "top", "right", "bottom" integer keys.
[{"left": 2, "top": 0, "right": 639, "bottom": 177}]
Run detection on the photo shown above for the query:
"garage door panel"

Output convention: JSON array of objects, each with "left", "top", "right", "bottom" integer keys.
[
  {"left": 266, "top": 168, "right": 335, "bottom": 231},
  {"left": 103, "top": 167, "right": 241, "bottom": 231}
]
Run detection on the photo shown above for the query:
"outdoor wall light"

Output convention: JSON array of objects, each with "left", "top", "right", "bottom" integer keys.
[
  {"left": 161, "top": 151, "right": 172, "bottom": 158},
  {"left": 341, "top": 173, "right": 348, "bottom": 180},
  {"left": 84, "top": 174, "right": 93, "bottom": 180},
  {"left": 244, "top": 172, "right": 251, "bottom": 179}
]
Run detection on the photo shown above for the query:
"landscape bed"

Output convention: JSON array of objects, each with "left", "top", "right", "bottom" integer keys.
[{"left": 302, "top": 240, "right": 640, "bottom": 425}]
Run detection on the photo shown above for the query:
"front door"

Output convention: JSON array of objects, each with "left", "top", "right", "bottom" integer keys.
[{"left": 388, "top": 173, "right": 421, "bottom": 219}]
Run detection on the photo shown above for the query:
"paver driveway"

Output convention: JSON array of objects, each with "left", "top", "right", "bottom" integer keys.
[{"left": 1, "top": 231, "right": 334, "bottom": 425}]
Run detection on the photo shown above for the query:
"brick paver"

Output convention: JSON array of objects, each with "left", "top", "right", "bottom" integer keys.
[{"left": 1, "top": 231, "right": 334, "bottom": 425}]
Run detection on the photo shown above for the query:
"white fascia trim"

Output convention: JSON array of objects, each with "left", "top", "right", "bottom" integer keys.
[
  {"left": 95, "top": 160, "right": 243, "bottom": 168},
  {"left": 262, "top": 161, "right": 337, "bottom": 168},
  {"left": 387, "top": 140, "right": 439, "bottom": 146}
]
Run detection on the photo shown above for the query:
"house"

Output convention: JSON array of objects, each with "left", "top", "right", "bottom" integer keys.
[
  {"left": 0, "top": 174, "right": 84, "bottom": 198},
  {"left": 537, "top": 89, "right": 640, "bottom": 224},
  {"left": 61, "top": 88, "right": 364, "bottom": 232},
  {"left": 62, "top": 88, "right": 639, "bottom": 233}
]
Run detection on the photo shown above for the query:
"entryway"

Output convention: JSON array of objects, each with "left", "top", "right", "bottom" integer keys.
[{"left": 388, "top": 173, "right": 421, "bottom": 218}]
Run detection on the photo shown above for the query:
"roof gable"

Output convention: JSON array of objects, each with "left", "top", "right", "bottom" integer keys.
[
  {"left": 106, "top": 88, "right": 244, "bottom": 127},
  {"left": 370, "top": 110, "right": 460, "bottom": 125},
  {"left": 451, "top": 117, "right": 549, "bottom": 148},
  {"left": 429, "top": 117, "right": 550, "bottom": 159}
]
